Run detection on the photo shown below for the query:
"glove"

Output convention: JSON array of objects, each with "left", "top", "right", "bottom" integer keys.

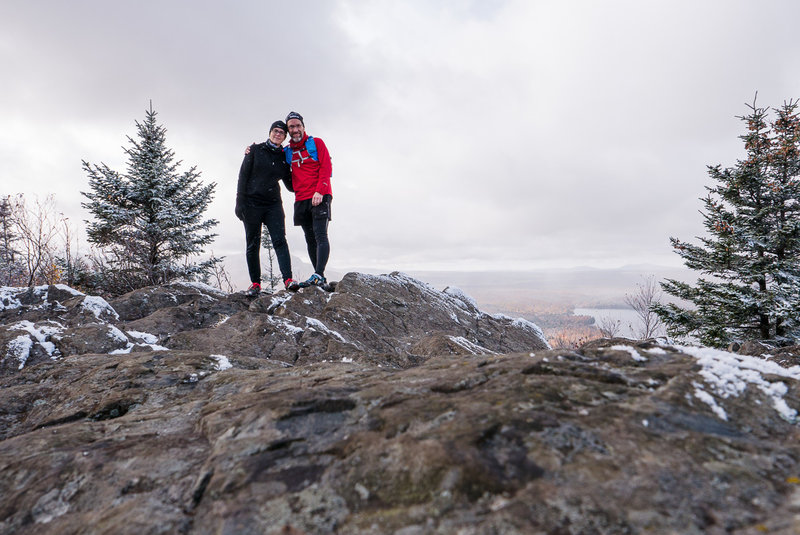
[{"left": 235, "top": 202, "right": 244, "bottom": 221}]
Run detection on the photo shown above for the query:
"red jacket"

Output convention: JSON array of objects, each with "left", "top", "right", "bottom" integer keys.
[{"left": 288, "top": 133, "right": 332, "bottom": 201}]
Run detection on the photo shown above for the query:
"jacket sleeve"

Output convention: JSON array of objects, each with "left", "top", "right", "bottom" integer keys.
[
  {"left": 237, "top": 145, "right": 255, "bottom": 199},
  {"left": 314, "top": 138, "right": 333, "bottom": 196},
  {"left": 280, "top": 151, "right": 293, "bottom": 192}
]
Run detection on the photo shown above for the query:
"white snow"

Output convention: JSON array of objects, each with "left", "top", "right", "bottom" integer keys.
[
  {"left": 53, "top": 284, "right": 85, "bottom": 296},
  {"left": 0, "top": 287, "right": 23, "bottom": 311},
  {"left": 81, "top": 296, "right": 119, "bottom": 320},
  {"left": 341, "top": 356, "right": 354, "bottom": 363},
  {"left": 447, "top": 336, "right": 495, "bottom": 355},
  {"left": 510, "top": 317, "right": 549, "bottom": 348},
  {"left": 7, "top": 320, "right": 63, "bottom": 361},
  {"left": 0, "top": 285, "right": 80, "bottom": 312},
  {"left": 269, "top": 293, "right": 292, "bottom": 310},
  {"left": 489, "top": 314, "right": 548, "bottom": 347},
  {"left": 7, "top": 335, "right": 33, "bottom": 369},
  {"left": 124, "top": 330, "right": 168, "bottom": 351},
  {"left": 443, "top": 286, "right": 478, "bottom": 310},
  {"left": 106, "top": 325, "right": 129, "bottom": 343},
  {"left": 610, "top": 344, "right": 647, "bottom": 362},
  {"left": 270, "top": 316, "right": 304, "bottom": 336},
  {"left": 692, "top": 382, "right": 729, "bottom": 420},
  {"left": 172, "top": 280, "right": 227, "bottom": 296},
  {"left": 305, "top": 317, "right": 346, "bottom": 342},
  {"left": 644, "top": 347, "right": 667, "bottom": 355},
  {"left": 116, "top": 329, "right": 168, "bottom": 352},
  {"left": 126, "top": 330, "right": 158, "bottom": 345},
  {"left": 211, "top": 354, "right": 232, "bottom": 371},
  {"left": 679, "top": 345, "right": 800, "bottom": 422}
]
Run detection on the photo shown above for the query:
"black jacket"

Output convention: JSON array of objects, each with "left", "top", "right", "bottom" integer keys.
[{"left": 237, "top": 142, "right": 292, "bottom": 206}]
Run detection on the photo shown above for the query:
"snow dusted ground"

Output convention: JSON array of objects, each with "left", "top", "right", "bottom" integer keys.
[
  {"left": 599, "top": 342, "right": 799, "bottom": 423},
  {"left": 3, "top": 281, "right": 800, "bottom": 429},
  {"left": 679, "top": 345, "right": 800, "bottom": 423},
  {"left": 0, "top": 285, "right": 180, "bottom": 367}
]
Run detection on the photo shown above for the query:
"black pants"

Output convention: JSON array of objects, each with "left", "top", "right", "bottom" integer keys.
[
  {"left": 294, "top": 195, "right": 331, "bottom": 277},
  {"left": 243, "top": 202, "right": 292, "bottom": 284}
]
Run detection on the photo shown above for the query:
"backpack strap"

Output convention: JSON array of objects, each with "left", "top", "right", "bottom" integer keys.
[
  {"left": 306, "top": 136, "right": 318, "bottom": 161},
  {"left": 285, "top": 136, "right": 319, "bottom": 166}
]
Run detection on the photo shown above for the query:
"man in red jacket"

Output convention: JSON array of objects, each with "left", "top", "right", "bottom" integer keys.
[{"left": 285, "top": 111, "right": 333, "bottom": 287}]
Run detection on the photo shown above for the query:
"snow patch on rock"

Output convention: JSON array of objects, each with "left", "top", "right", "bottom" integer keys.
[
  {"left": 680, "top": 345, "right": 800, "bottom": 422},
  {"left": 305, "top": 317, "right": 346, "bottom": 342},
  {"left": 211, "top": 354, "right": 232, "bottom": 371},
  {"left": 447, "top": 336, "right": 495, "bottom": 355},
  {"left": 510, "top": 318, "right": 548, "bottom": 348},
  {"left": 610, "top": 344, "right": 647, "bottom": 362},
  {"left": 443, "top": 286, "right": 478, "bottom": 311},
  {"left": 81, "top": 296, "right": 119, "bottom": 321},
  {"left": 172, "top": 281, "right": 227, "bottom": 297},
  {"left": 692, "top": 382, "right": 728, "bottom": 420},
  {"left": 53, "top": 284, "right": 85, "bottom": 297},
  {"left": 126, "top": 330, "right": 158, "bottom": 345},
  {"left": 7, "top": 335, "right": 34, "bottom": 369},
  {"left": 0, "top": 287, "right": 23, "bottom": 311},
  {"left": 270, "top": 316, "right": 304, "bottom": 336},
  {"left": 7, "top": 320, "right": 63, "bottom": 365}
]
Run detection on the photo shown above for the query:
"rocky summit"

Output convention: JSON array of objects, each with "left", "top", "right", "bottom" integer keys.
[{"left": 0, "top": 273, "right": 799, "bottom": 534}]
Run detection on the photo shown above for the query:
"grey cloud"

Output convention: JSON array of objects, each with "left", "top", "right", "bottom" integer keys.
[{"left": 3, "top": 0, "right": 800, "bottom": 277}]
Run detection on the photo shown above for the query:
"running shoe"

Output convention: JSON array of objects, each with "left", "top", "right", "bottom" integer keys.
[
  {"left": 302, "top": 273, "right": 326, "bottom": 287},
  {"left": 284, "top": 278, "right": 300, "bottom": 291}
]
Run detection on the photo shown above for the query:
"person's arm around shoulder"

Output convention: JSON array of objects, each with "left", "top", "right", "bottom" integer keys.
[
  {"left": 236, "top": 144, "right": 255, "bottom": 220},
  {"left": 281, "top": 146, "right": 293, "bottom": 192}
]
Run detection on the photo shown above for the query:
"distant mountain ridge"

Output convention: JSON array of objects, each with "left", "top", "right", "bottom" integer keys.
[{"left": 369, "top": 264, "right": 696, "bottom": 311}]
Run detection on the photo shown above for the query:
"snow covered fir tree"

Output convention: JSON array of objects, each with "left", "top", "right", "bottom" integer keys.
[
  {"left": 0, "top": 195, "right": 23, "bottom": 285},
  {"left": 81, "top": 104, "right": 219, "bottom": 294},
  {"left": 654, "top": 98, "right": 800, "bottom": 347}
]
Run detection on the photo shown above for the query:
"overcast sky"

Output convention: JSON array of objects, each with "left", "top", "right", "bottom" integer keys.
[{"left": 3, "top": 0, "right": 800, "bottom": 283}]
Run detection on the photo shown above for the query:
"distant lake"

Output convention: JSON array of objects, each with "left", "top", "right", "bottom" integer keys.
[{"left": 574, "top": 308, "right": 651, "bottom": 339}]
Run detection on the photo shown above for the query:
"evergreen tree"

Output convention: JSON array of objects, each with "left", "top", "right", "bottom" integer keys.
[
  {"left": 0, "top": 194, "right": 23, "bottom": 285},
  {"left": 654, "top": 98, "right": 800, "bottom": 347},
  {"left": 81, "top": 104, "right": 219, "bottom": 293},
  {"left": 261, "top": 226, "right": 281, "bottom": 291}
]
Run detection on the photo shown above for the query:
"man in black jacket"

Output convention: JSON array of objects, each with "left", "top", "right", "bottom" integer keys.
[{"left": 236, "top": 120, "right": 299, "bottom": 295}]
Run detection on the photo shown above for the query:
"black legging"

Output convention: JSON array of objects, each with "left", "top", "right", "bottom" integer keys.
[
  {"left": 294, "top": 195, "right": 331, "bottom": 277},
  {"left": 243, "top": 202, "right": 292, "bottom": 284},
  {"left": 301, "top": 216, "right": 329, "bottom": 277}
]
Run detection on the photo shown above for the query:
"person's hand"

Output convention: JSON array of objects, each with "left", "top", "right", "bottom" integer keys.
[
  {"left": 311, "top": 192, "right": 323, "bottom": 206},
  {"left": 235, "top": 203, "right": 244, "bottom": 220},
  {"left": 244, "top": 143, "right": 255, "bottom": 155}
]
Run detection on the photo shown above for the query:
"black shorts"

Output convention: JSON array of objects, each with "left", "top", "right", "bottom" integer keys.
[{"left": 294, "top": 194, "right": 332, "bottom": 226}]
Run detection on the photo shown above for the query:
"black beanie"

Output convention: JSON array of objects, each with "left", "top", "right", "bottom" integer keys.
[
  {"left": 286, "top": 111, "right": 304, "bottom": 125},
  {"left": 270, "top": 120, "right": 288, "bottom": 133}
]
